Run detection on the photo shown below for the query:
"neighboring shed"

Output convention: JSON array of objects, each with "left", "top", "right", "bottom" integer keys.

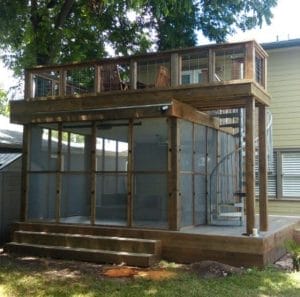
[{"left": 0, "top": 115, "right": 22, "bottom": 244}]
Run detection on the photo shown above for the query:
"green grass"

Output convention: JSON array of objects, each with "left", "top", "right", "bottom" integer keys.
[{"left": 0, "top": 259, "right": 299, "bottom": 297}]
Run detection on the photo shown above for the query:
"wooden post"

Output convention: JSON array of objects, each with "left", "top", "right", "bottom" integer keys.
[
  {"left": 245, "top": 42, "right": 255, "bottom": 80},
  {"left": 20, "top": 124, "right": 30, "bottom": 221},
  {"left": 263, "top": 58, "right": 267, "bottom": 90},
  {"left": 127, "top": 119, "right": 133, "bottom": 227},
  {"left": 90, "top": 122, "right": 96, "bottom": 225},
  {"left": 95, "top": 65, "right": 101, "bottom": 93},
  {"left": 59, "top": 70, "right": 66, "bottom": 96},
  {"left": 171, "top": 53, "right": 180, "bottom": 87},
  {"left": 208, "top": 49, "right": 215, "bottom": 82},
  {"left": 55, "top": 123, "right": 62, "bottom": 223},
  {"left": 168, "top": 118, "right": 180, "bottom": 230},
  {"left": 245, "top": 98, "right": 256, "bottom": 235},
  {"left": 259, "top": 105, "right": 268, "bottom": 231},
  {"left": 130, "top": 60, "right": 137, "bottom": 90},
  {"left": 24, "top": 70, "right": 33, "bottom": 100}
]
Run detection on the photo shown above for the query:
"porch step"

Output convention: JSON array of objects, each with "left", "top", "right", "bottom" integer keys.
[
  {"left": 5, "top": 230, "right": 161, "bottom": 267},
  {"left": 5, "top": 242, "right": 157, "bottom": 267}
]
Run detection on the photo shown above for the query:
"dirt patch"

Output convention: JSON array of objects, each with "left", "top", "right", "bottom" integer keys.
[
  {"left": 190, "top": 260, "right": 244, "bottom": 279},
  {"left": 103, "top": 267, "right": 139, "bottom": 278},
  {"left": 135, "top": 270, "right": 177, "bottom": 280},
  {"left": 103, "top": 266, "right": 177, "bottom": 280}
]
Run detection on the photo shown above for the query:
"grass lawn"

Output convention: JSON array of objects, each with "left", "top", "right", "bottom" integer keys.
[{"left": 0, "top": 255, "right": 299, "bottom": 297}]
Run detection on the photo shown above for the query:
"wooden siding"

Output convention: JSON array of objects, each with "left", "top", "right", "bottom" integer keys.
[
  {"left": 256, "top": 199, "right": 300, "bottom": 216},
  {"left": 267, "top": 47, "right": 300, "bottom": 148}
]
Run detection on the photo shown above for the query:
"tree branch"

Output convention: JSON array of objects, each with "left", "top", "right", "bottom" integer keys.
[{"left": 54, "top": 0, "right": 75, "bottom": 29}]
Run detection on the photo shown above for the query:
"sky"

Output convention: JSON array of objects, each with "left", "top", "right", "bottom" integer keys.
[{"left": 1, "top": 0, "right": 300, "bottom": 98}]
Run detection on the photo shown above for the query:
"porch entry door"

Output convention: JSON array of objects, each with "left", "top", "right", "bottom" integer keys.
[
  {"left": 132, "top": 118, "right": 169, "bottom": 229},
  {"left": 94, "top": 120, "right": 129, "bottom": 226}
]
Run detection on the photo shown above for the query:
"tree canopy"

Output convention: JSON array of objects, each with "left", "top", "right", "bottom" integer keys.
[{"left": 0, "top": 0, "right": 277, "bottom": 74}]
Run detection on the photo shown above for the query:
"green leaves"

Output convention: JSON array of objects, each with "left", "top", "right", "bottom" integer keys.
[
  {"left": 0, "top": 0, "right": 278, "bottom": 75},
  {"left": 0, "top": 89, "right": 9, "bottom": 116}
]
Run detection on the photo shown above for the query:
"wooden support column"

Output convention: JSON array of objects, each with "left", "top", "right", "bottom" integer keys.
[
  {"left": 259, "top": 105, "right": 268, "bottom": 231},
  {"left": 245, "top": 98, "right": 256, "bottom": 235},
  {"left": 168, "top": 118, "right": 180, "bottom": 230},
  {"left": 127, "top": 119, "right": 134, "bottom": 227},
  {"left": 130, "top": 60, "right": 137, "bottom": 90},
  {"left": 90, "top": 123, "right": 96, "bottom": 225},
  {"left": 20, "top": 124, "right": 30, "bottom": 221},
  {"left": 171, "top": 53, "right": 180, "bottom": 86},
  {"left": 55, "top": 123, "right": 62, "bottom": 223}
]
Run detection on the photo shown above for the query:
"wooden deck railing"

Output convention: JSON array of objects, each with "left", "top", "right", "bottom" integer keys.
[{"left": 24, "top": 40, "right": 267, "bottom": 100}]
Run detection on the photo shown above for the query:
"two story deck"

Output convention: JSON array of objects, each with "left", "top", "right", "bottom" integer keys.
[{"left": 7, "top": 40, "right": 298, "bottom": 267}]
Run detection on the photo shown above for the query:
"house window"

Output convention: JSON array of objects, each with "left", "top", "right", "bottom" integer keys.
[{"left": 282, "top": 152, "right": 300, "bottom": 198}]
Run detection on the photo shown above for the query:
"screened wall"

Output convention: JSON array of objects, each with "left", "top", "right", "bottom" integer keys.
[{"left": 26, "top": 117, "right": 238, "bottom": 229}]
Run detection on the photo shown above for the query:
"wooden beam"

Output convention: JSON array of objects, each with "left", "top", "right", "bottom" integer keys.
[
  {"left": 20, "top": 124, "right": 30, "bottom": 221},
  {"left": 171, "top": 100, "right": 219, "bottom": 129},
  {"left": 245, "top": 98, "right": 256, "bottom": 235},
  {"left": 258, "top": 105, "right": 268, "bottom": 231},
  {"left": 168, "top": 118, "right": 180, "bottom": 230},
  {"left": 11, "top": 81, "right": 271, "bottom": 125}
]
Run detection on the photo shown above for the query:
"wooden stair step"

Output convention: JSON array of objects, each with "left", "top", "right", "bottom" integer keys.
[
  {"left": 5, "top": 242, "right": 157, "bottom": 267},
  {"left": 13, "top": 231, "right": 161, "bottom": 255}
]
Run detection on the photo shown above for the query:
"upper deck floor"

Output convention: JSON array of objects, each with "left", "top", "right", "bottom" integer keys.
[{"left": 11, "top": 40, "right": 270, "bottom": 124}]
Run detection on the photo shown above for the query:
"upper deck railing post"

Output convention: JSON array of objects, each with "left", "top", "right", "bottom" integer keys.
[
  {"left": 24, "top": 69, "right": 33, "bottom": 100},
  {"left": 171, "top": 53, "right": 180, "bottom": 86},
  {"left": 208, "top": 49, "right": 215, "bottom": 82},
  {"left": 95, "top": 64, "right": 102, "bottom": 93},
  {"left": 245, "top": 42, "right": 255, "bottom": 80},
  {"left": 59, "top": 69, "right": 66, "bottom": 96},
  {"left": 130, "top": 60, "right": 137, "bottom": 90}
]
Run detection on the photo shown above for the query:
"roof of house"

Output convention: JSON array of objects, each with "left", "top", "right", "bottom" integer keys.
[
  {"left": 0, "top": 115, "right": 23, "bottom": 150},
  {"left": 0, "top": 115, "right": 23, "bottom": 169},
  {"left": 262, "top": 38, "right": 300, "bottom": 50},
  {"left": 0, "top": 153, "right": 21, "bottom": 170}
]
